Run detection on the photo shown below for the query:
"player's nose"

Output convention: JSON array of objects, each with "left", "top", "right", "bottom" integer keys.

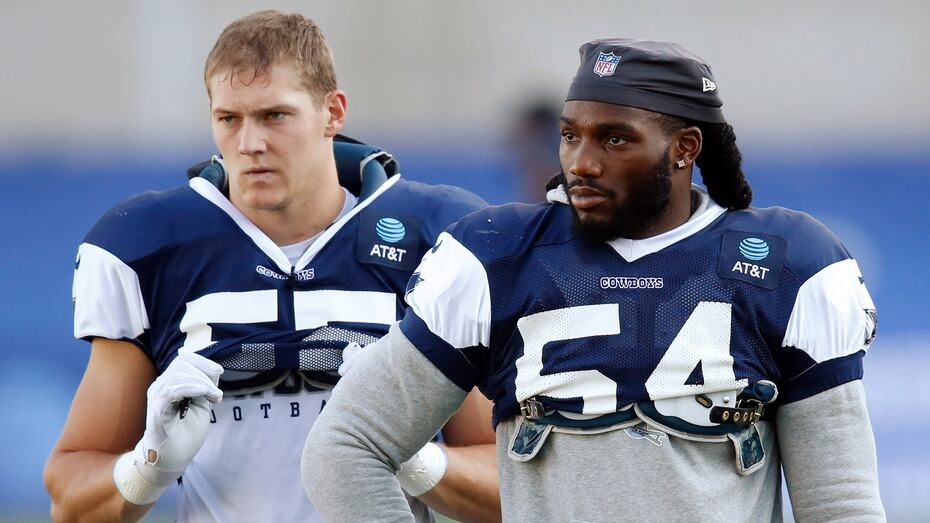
[
  {"left": 568, "top": 140, "right": 603, "bottom": 178},
  {"left": 238, "top": 120, "right": 267, "bottom": 156}
]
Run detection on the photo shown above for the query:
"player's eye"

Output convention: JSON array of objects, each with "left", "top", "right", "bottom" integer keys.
[
  {"left": 218, "top": 115, "right": 237, "bottom": 124},
  {"left": 606, "top": 136, "right": 628, "bottom": 146},
  {"left": 561, "top": 130, "right": 578, "bottom": 143},
  {"left": 267, "top": 111, "right": 286, "bottom": 121}
]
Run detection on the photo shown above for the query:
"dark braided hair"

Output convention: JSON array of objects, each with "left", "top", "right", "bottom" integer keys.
[{"left": 654, "top": 114, "right": 753, "bottom": 209}]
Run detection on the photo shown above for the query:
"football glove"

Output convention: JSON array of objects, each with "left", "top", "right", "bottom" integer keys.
[
  {"left": 113, "top": 352, "right": 223, "bottom": 505},
  {"left": 397, "top": 441, "right": 448, "bottom": 497},
  {"left": 336, "top": 342, "right": 364, "bottom": 376}
]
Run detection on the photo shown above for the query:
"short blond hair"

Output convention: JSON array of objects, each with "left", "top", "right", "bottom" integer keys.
[{"left": 204, "top": 10, "right": 337, "bottom": 105}]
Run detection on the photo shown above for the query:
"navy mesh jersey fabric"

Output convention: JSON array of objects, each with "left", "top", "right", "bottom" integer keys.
[{"left": 436, "top": 202, "right": 850, "bottom": 424}]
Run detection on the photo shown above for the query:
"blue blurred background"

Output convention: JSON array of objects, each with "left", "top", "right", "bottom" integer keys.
[{"left": 2, "top": 1, "right": 928, "bottom": 521}]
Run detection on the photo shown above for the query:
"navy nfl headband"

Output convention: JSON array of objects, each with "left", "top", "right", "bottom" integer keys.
[{"left": 566, "top": 38, "right": 726, "bottom": 124}]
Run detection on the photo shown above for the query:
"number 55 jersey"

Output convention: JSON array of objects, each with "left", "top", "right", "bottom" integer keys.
[{"left": 71, "top": 161, "right": 485, "bottom": 522}]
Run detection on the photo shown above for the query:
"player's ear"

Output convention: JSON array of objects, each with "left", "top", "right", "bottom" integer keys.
[
  {"left": 674, "top": 126, "right": 702, "bottom": 168},
  {"left": 323, "top": 90, "right": 347, "bottom": 138}
]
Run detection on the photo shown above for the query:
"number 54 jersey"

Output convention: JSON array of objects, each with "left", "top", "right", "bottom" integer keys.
[{"left": 401, "top": 187, "right": 878, "bottom": 428}]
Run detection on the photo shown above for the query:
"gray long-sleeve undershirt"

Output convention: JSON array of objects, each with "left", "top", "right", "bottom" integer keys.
[
  {"left": 302, "top": 324, "right": 466, "bottom": 523},
  {"left": 778, "top": 379, "right": 885, "bottom": 521},
  {"left": 302, "top": 324, "right": 884, "bottom": 522}
]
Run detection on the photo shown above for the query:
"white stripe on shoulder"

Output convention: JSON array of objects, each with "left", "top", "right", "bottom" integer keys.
[
  {"left": 406, "top": 232, "right": 491, "bottom": 348},
  {"left": 782, "top": 258, "right": 876, "bottom": 362},
  {"left": 73, "top": 243, "right": 149, "bottom": 341}
]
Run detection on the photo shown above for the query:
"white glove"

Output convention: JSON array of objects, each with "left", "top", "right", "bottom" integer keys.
[
  {"left": 113, "top": 352, "right": 223, "bottom": 505},
  {"left": 337, "top": 342, "right": 364, "bottom": 376},
  {"left": 397, "top": 442, "right": 448, "bottom": 497}
]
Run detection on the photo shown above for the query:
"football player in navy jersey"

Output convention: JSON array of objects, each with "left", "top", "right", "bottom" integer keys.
[
  {"left": 304, "top": 39, "right": 886, "bottom": 521},
  {"left": 45, "top": 10, "right": 501, "bottom": 523}
]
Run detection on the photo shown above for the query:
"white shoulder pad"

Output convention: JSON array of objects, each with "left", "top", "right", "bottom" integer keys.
[
  {"left": 73, "top": 243, "right": 149, "bottom": 341},
  {"left": 405, "top": 232, "right": 491, "bottom": 348},
  {"left": 782, "top": 258, "right": 876, "bottom": 362}
]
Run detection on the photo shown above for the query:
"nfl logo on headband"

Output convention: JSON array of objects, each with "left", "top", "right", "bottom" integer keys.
[{"left": 593, "top": 51, "right": 621, "bottom": 77}]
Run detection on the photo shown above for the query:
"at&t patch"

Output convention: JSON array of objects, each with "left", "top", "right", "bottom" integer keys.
[{"left": 718, "top": 231, "right": 785, "bottom": 289}]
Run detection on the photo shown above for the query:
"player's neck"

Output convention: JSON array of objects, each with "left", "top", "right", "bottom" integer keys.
[
  {"left": 242, "top": 175, "right": 346, "bottom": 247},
  {"left": 629, "top": 191, "right": 694, "bottom": 240}
]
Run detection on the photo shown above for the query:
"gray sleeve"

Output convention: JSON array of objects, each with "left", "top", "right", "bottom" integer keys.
[
  {"left": 301, "top": 323, "right": 470, "bottom": 523},
  {"left": 778, "top": 380, "right": 886, "bottom": 522}
]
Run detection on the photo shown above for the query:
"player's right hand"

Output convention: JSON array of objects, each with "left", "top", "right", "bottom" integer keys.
[
  {"left": 113, "top": 352, "right": 223, "bottom": 505},
  {"left": 337, "top": 342, "right": 364, "bottom": 376}
]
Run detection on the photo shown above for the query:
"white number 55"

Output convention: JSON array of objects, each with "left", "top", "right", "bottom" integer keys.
[{"left": 178, "top": 289, "right": 396, "bottom": 355}]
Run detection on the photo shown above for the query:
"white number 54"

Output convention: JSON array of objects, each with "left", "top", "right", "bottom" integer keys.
[{"left": 514, "top": 301, "right": 745, "bottom": 415}]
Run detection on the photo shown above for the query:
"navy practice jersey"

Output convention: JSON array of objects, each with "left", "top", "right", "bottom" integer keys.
[
  {"left": 402, "top": 187, "right": 877, "bottom": 426},
  {"left": 72, "top": 172, "right": 484, "bottom": 523},
  {"left": 74, "top": 175, "right": 484, "bottom": 374}
]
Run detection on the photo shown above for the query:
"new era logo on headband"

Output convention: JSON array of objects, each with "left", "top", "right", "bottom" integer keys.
[
  {"left": 702, "top": 77, "right": 717, "bottom": 92},
  {"left": 594, "top": 51, "right": 621, "bottom": 77}
]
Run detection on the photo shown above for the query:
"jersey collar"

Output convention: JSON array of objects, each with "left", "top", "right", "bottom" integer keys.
[
  {"left": 189, "top": 174, "right": 402, "bottom": 273},
  {"left": 547, "top": 183, "right": 727, "bottom": 262},
  {"left": 606, "top": 186, "right": 725, "bottom": 261}
]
